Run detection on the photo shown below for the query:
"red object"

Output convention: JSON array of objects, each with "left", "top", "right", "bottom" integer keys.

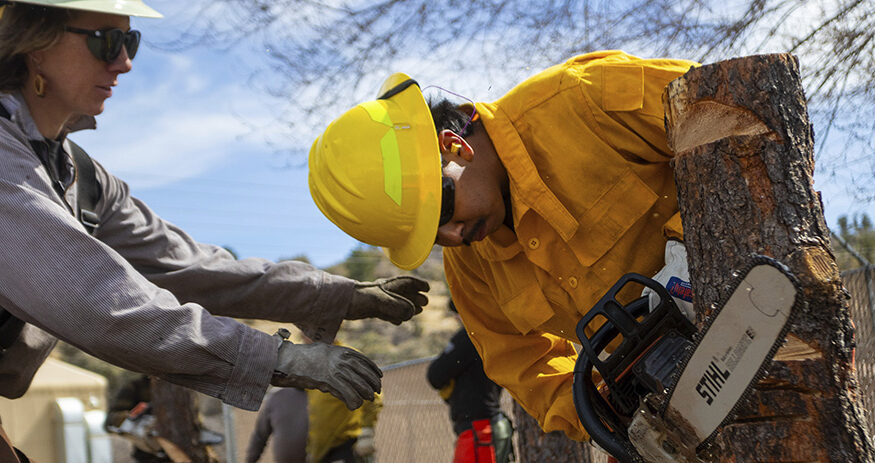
[
  {"left": 453, "top": 418, "right": 496, "bottom": 463},
  {"left": 128, "top": 401, "right": 150, "bottom": 419},
  {"left": 608, "top": 457, "right": 619, "bottom": 463}
]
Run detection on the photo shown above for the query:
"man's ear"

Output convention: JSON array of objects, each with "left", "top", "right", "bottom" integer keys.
[{"left": 438, "top": 130, "right": 474, "bottom": 161}]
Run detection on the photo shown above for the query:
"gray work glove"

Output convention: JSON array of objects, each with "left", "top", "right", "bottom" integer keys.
[
  {"left": 271, "top": 338, "right": 382, "bottom": 410},
  {"left": 348, "top": 276, "right": 430, "bottom": 325}
]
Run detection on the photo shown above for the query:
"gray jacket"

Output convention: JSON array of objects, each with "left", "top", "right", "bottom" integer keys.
[
  {"left": 0, "top": 92, "right": 353, "bottom": 410},
  {"left": 245, "top": 387, "right": 309, "bottom": 463}
]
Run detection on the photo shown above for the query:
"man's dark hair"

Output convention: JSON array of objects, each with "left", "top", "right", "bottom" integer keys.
[{"left": 428, "top": 98, "right": 479, "bottom": 138}]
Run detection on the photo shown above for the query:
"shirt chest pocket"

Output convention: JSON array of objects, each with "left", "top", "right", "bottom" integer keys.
[
  {"left": 569, "top": 169, "right": 657, "bottom": 267},
  {"left": 500, "top": 284, "right": 555, "bottom": 335},
  {"left": 601, "top": 64, "right": 644, "bottom": 112},
  {"left": 487, "top": 257, "right": 555, "bottom": 334}
]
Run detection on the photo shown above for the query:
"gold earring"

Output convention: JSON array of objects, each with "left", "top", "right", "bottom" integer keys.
[{"left": 34, "top": 73, "right": 47, "bottom": 98}]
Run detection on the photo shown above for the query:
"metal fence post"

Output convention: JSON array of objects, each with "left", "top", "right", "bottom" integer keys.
[
  {"left": 865, "top": 264, "right": 875, "bottom": 336},
  {"left": 223, "top": 402, "right": 238, "bottom": 463}
]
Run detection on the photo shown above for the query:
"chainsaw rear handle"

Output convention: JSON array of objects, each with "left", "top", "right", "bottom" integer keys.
[
  {"left": 573, "top": 293, "right": 650, "bottom": 463},
  {"left": 574, "top": 359, "right": 639, "bottom": 463}
]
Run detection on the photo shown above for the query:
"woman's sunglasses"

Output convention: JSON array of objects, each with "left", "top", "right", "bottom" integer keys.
[{"left": 65, "top": 26, "right": 141, "bottom": 63}]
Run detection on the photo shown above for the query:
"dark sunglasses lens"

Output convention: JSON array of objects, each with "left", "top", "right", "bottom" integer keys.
[
  {"left": 439, "top": 177, "right": 455, "bottom": 226},
  {"left": 84, "top": 35, "right": 109, "bottom": 62},
  {"left": 86, "top": 29, "right": 139, "bottom": 62},
  {"left": 104, "top": 30, "right": 126, "bottom": 61},
  {"left": 125, "top": 30, "right": 141, "bottom": 60}
]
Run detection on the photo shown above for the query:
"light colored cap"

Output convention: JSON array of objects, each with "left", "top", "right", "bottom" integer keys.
[{"left": 6, "top": 0, "right": 163, "bottom": 18}]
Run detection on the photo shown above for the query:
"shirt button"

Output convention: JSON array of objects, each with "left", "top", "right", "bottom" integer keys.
[
  {"left": 568, "top": 276, "right": 579, "bottom": 288},
  {"left": 528, "top": 238, "right": 540, "bottom": 250}
]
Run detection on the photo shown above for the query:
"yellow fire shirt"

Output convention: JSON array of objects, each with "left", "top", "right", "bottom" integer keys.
[{"left": 444, "top": 50, "right": 698, "bottom": 441}]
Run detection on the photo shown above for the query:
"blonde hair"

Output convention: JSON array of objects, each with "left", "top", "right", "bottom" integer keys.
[{"left": 0, "top": 5, "right": 74, "bottom": 92}]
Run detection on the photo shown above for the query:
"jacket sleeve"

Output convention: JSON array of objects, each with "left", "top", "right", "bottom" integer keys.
[
  {"left": 426, "top": 330, "right": 475, "bottom": 390},
  {"left": 91, "top": 162, "right": 354, "bottom": 340},
  {"left": 0, "top": 141, "right": 278, "bottom": 410},
  {"left": 443, "top": 248, "right": 587, "bottom": 441},
  {"left": 0, "top": 323, "right": 56, "bottom": 399}
]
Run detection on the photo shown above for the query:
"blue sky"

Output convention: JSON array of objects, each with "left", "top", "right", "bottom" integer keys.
[
  {"left": 70, "top": 7, "right": 364, "bottom": 268},
  {"left": 70, "top": 3, "right": 870, "bottom": 269}
]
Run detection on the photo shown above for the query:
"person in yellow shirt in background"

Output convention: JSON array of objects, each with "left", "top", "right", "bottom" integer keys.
[
  {"left": 306, "top": 338, "right": 383, "bottom": 463},
  {"left": 246, "top": 336, "right": 382, "bottom": 463},
  {"left": 307, "top": 387, "right": 382, "bottom": 463},
  {"left": 307, "top": 51, "right": 698, "bottom": 442}
]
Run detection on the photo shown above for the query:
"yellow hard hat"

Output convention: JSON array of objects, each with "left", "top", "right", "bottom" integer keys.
[
  {"left": 309, "top": 73, "right": 441, "bottom": 270},
  {"left": 2, "top": 0, "right": 162, "bottom": 18}
]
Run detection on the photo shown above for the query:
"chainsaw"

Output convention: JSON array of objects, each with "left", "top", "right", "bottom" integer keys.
[{"left": 572, "top": 255, "right": 800, "bottom": 463}]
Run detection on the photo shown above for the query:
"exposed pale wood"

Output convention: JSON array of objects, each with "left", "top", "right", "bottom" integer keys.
[
  {"left": 157, "top": 437, "right": 193, "bottom": 463},
  {"left": 774, "top": 334, "right": 822, "bottom": 361}
]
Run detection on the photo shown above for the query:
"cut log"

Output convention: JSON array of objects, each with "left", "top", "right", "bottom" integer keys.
[
  {"left": 150, "top": 378, "right": 214, "bottom": 463},
  {"left": 664, "top": 53, "right": 873, "bottom": 461},
  {"left": 512, "top": 401, "right": 606, "bottom": 462}
]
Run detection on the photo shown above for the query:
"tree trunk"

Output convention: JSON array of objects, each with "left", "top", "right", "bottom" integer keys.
[
  {"left": 664, "top": 53, "right": 874, "bottom": 461},
  {"left": 150, "top": 378, "right": 212, "bottom": 463},
  {"left": 512, "top": 401, "right": 607, "bottom": 462}
]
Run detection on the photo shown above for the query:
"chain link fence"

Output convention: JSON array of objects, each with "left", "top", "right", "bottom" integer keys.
[
  {"left": 373, "top": 357, "right": 518, "bottom": 462},
  {"left": 843, "top": 266, "right": 875, "bottom": 436},
  {"left": 226, "top": 357, "right": 517, "bottom": 463}
]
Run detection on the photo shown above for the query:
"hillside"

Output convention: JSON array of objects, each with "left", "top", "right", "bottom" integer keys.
[{"left": 252, "top": 244, "right": 458, "bottom": 366}]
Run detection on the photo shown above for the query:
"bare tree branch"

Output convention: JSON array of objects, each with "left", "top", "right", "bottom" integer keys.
[{"left": 156, "top": 0, "right": 874, "bottom": 201}]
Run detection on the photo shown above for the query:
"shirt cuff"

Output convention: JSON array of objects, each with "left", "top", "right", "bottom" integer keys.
[
  {"left": 295, "top": 273, "right": 355, "bottom": 343},
  {"left": 221, "top": 326, "right": 282, "bottom": 411}
]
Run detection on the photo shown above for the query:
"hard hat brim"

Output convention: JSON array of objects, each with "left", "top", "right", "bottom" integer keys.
[
  {"left": 379, "top": 73, "right": 441, "bottom": 270},
  {"left": 10, "top": 0, "right": 163, "bottom": 17}
]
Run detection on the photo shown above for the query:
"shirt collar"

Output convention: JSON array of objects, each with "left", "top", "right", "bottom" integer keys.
[{"left": 475, "top": 101, "right": 578, "bottom": 242}]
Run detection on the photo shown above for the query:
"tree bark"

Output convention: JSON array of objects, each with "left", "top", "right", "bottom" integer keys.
[
  {"left": 664, "top": 53, "right": 874, "bottom": 461},
  {"left": 150, "top": 378, "right": 212, "bottom": 463},
  {"left": 512, "top": 401, "right": 607, "bottom": 462}
]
